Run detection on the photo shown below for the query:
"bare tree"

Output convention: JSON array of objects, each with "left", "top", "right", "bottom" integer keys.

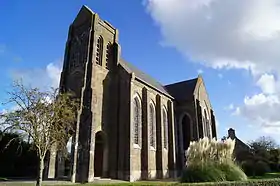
[
  {"left": 249, "top": 136, "right": 279, "bottom": 151},
  {"left": 0, "top": 81, "right": 79, "bottom": 186}
]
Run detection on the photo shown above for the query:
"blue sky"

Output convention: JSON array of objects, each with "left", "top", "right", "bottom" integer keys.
[{"left": 1, "top": 0, "right": 280, "bottom": 143}]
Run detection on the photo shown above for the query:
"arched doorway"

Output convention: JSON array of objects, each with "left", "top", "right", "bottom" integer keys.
[
  {"left": 181, "top": 114, "right": 191, "bottom": 151},
  {"left": 94, "top": 131, "right": 106, "bottom": 177}
]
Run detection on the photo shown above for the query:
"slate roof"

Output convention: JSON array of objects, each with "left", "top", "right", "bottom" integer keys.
[
  {"left": 119, "top": 59, "right": 172, "bottom": 97},
  {"left": 164, "top": 78, "right": 198, "bottom": 100}
]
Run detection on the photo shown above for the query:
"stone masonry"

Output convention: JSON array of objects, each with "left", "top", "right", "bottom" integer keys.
[{"left": 46, "top": 5, "right": 217, "bottom": 183}]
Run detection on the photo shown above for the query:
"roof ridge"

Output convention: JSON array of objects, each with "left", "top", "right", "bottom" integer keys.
[
  {"left": 119, "top": 58, "right": 172, "bottom": 98},
  {"left": 165, "top": 77, "right": 198, "bottom": 87}
]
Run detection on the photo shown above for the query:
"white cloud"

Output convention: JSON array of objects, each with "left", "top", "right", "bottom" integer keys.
[
  {"left": 238, "top": 92, "right": 280, "bottom": 133},
  {"left": 145, "top": 0, "right": 280, "bottom": 75},
  {"left": 197, "top": 69, "right": 203, "bottom": 74},
  {"left": 224, "top": 103, "right": 234, "bottom": 111},
  {"left": 256, "top": 73, "right": 278, "bottom": 94},
  {"left": 145, "top": 0, "right": 280, "bottom": 134},
  {"left": 46, "top": 63, "right": 62, "bottom": 88},
  {"left": 11, "top": 60, "right": 62, "bottom": 90}
]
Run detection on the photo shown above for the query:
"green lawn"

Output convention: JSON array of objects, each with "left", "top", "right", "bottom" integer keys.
[
  {"left": 249, "top": 172, "right": 280, "bottom": 179},
  {"left": 1, "top": 174, "right": 280, "bottom": 186}
]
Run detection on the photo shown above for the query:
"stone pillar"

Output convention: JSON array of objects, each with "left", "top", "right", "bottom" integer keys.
[
  {"left": 47, "top": 145, "right": 57, "bottom": 179},
  {"left": 156, "top": 95, "right": 163, "bottom": 179},
  {"left": 210, "top": 109, "right": 217, "bottom": 138},
  {"left": 174, "top": 113, "right": 182, "bottom": 176},
  {"left": 196, "top": 99, "right": 203, "bottom": 139},
  {"left": 167, "top": 100, "right": 176, "bottom": 178},
  {"left": 141, "top": 88, "right": 148, "bottom": 179},
  {"left": 75, "top": 21, "right": 95, "bottom": 182}
]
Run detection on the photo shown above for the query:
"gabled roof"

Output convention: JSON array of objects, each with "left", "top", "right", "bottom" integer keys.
[
  {"left": 164, "top": 78, "right": 198, "bottom": 100},
  {"left": 119, "top": 59, "right": 172, "bottom": 98},
  {"left": 72, "top": 5, "right": 95, "bottom": 27}
]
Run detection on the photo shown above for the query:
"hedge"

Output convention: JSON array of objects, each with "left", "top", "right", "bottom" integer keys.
[
  {"left": 2, "top": 180, "right": 280, "bottom": 186},
  {"left": 178, "top": 179, "right": 280, "bottom": 186},
  {"left": 68, "top": 179, "right": 280, "bottom": 186},
  {"left": 90, "top": 179, "right": 280, "bottom": 186}
]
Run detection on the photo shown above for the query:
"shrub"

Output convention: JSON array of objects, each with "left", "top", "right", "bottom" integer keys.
[
  {"left": 241, "top": 160, "right": 255, "bottom": 176},
  {"left": 179, "top": 179, "right": 280, "bottom": 186},
  {"left": 185, "top": 137, "right": 236, "bottom": 165},
  {"left": 241, "top": 160, "right": 271, "bottom": 177},
  {"left": 181, "top": 137, "right": 247, "bottom": 183},
  {"left": 217, "top": 162, "right": 247, "bottom": 181},
  {"left": 269, "top": 163, "right": 280, "bottom": 172},
  {"left": 181, "top": 162, "right": 226, "bottom": 183},
  {"left": 255, "top": 161, "right": 270, "bottom": 176}
]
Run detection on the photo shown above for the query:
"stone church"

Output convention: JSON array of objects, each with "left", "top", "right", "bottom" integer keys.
[{"left": 46, "top": 5, "right": 217, "bottom": 183}]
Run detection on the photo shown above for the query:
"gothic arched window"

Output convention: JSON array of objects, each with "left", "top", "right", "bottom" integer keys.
[
  {"left": 149, "top": 103, "right": 156, "bottom": 148},
  {"left": 133, "top": 96, "right": 141, "bottom": 145},
  {"left": 105, "top": 42, "right": 112, "bottom": 69},
  {"left": 202, "top": 116, "right": 206, "bottom": 137},
  {"left": 163, "top": 107, "right": 168, "bottom": 149},
  {"left": 96, "top": 36, "right": 103, "bottom": 66},
  {"left": 204, "top": 109, "right": 211, "bottom": 138}
]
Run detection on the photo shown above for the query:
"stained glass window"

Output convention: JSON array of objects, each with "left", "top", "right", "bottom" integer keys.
[
  {"left": 149, "top": 103, "right": 156, "bottom": 148},
  {"left": 163, "top": 108, "right": 168, "bottom": 149},
  {"left": 133, "top": 97, "right": 141, "bottom": 145},
  {"left": 204, "top": 109, "right": 211, "bottom": 138}
]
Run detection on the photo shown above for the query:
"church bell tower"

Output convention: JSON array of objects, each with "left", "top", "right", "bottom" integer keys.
[{"left": 55, "top": 5, "right": 121, "bottom": 182}]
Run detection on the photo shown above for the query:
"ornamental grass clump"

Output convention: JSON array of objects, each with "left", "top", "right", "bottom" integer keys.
[{"left": 181, "top": 137, "right": 247, "bottom": 183}]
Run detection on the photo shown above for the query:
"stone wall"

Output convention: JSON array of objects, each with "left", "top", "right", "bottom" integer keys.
[
  {"left": 173, "top": 99, "right": 197, "bottom": 173},
  {"left": 129, "top": 79, "right": 175, "bottom": 181},
  {"left": 117, "top": 66, "right": 132, "bottom": 180},
  {"left": 193, "top": 76, "right": 213, "bottom": 138}
]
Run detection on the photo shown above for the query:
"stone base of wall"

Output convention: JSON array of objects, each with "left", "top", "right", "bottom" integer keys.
[
  {"left": 88, "top": 175, "right": 95, "bottom": 182},
  {"left": 69, "top": 169, "right": 179, "bottom": 183},
  {"left": 167, "top": 170, "right": 178, "bottom": 179},
  {"left": 130, "top": 170, "right": 141, "bottom": 182},
  {"left": 148, "top": 170, "right": 157, "bottom": 179},
  {"left": 163, "top": 169, "right": 168, "bottom": 178},
  {"left": 117, "top": 171, "right": 131, "bottom": 181}
]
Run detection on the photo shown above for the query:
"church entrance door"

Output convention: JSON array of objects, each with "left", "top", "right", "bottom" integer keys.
[{"left": 94, "top": 131, "right": 105, "bottom": 177}]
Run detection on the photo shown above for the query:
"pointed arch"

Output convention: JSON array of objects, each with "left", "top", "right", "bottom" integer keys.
[
  {"left": 149, "top": 101, "right": 156, "bottom": 148},
  {"left": 179, "top": 112, "right": 192, "bottom": 150},
  {"left": 96, "top": 36, "right": 103, "bottom": 65},
  {"left": 203, "top": 109, "right": 212, "bottom": 138},
  {"left": 162, "top": 106, "right": 168, "bottom": 149},
  {"left": 132, "top": 94, "right": 142, "bottom": 146}
]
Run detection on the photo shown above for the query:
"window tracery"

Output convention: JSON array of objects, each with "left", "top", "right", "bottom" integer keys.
[
  {"left": 133, "top": 96, "right": 141, "bottom": 145},
  {"left": 149, "top": 103, "right": 156, "bottom": 148},
  {"left": 96, "top": 36, "right": 103, "bottom": 65},
  {"left": 163, "top": 108, "right": 168, "bottom": 149}
]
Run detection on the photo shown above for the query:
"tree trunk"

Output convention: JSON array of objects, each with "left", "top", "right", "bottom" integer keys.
[{"left": 36, "top": 157, "right": 44, "bottom": 186}]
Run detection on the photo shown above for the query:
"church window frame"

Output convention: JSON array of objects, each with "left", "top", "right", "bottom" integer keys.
[
  {"left": 162, "top": 106, "right": 168, "bottom": 149},
  {"left": 204, "top": 109, "right": 211, "bottom": 138},
  {"left": 105, "top": 42, "right": 112, "bottom": 69},
  {"left": 132, "top": 94, "right": 142, "bottom": 148},
  {"left": 149, "top": 101, "right": 156, "bottom": 150},
  {"left": 96, "top": 36, "right": 103, "bottom": 66}
]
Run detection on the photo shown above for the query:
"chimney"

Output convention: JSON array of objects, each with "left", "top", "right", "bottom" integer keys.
[{"left": 228, "top": 128, "right": 236, "bottom": 140}]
